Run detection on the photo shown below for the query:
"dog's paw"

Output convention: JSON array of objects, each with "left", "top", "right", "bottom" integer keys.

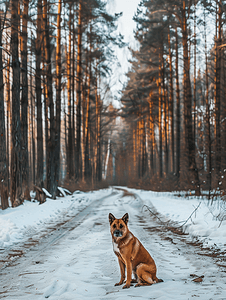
[
  {"left": 131, "top": 279, "right": 137, "bottom": 283},
  {"left": 122, "top": 283, "right": 131, "bottom": 289},
  {"left": 114, "top": 281, "right": 123, "bottom": 286},
  {"left": 135, "top": 283, "right": 141, "bottom": 288}
]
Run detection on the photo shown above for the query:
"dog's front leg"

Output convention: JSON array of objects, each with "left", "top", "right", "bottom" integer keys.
[
  {"left": 123, "top": 260, "right": 132, "bottom": 289},
  {"left": 115, "top": 258, "right": 125, "bottom": 286}
]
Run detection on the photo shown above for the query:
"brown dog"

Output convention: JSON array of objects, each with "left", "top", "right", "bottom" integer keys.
[{"left": 109, "top": 213, "right": 163, "bottom": 289}]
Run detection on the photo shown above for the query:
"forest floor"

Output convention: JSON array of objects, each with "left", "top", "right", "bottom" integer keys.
[{"left": 0, "top": 187, "right": 226, "bottom": 299}]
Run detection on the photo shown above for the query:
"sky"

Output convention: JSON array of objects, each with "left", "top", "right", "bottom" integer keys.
[{"left": 106, "top": 0, "right": 141, "bottom": 106}]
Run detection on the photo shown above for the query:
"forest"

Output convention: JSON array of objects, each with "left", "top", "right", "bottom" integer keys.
[
  {"left": 120, "top": 0, "right": 226, "bottom": 196},
  {"left": 0, "top": 0, "right": 226, "bottom": 210}
]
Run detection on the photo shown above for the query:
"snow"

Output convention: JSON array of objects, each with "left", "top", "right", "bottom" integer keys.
[
  {"left": 57, "top": 187, "right": 72, "bottom": 197},
  {"left": 127, "top": 188, "right": 226, "bottom": 252},
  {"left": 0, "top": 188, "right": 111, "bottom": 248},
  {"left": 1, "top": 187, "right": 226, "bottom": 299},
  {"left": 42, "top": 187, "right": 52, "bottom": 198}
]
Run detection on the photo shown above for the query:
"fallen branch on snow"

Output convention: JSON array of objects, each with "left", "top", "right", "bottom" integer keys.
[
  {"left": 142, "top": 204, "right": 165, "bottom": 225},
  {"left": 178, "top": 201, "right": 201, "bottom": 228},
  {"left": 143, "top": 201, "right": 202, "bottom": 232}
]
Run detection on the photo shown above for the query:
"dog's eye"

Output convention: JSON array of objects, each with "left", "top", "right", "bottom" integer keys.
[
  {"left": 113, "top": 224, "right": 116, "bottom": 228},
  {"left": 120, "top": 224, "right": 123, "bottom": 229}
]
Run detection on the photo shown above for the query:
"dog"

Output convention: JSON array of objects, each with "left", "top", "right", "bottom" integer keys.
[{"left": 109, "top": 212, "right": 163, "bottom": 289}]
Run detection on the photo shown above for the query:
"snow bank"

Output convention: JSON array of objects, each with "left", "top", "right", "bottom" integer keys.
[
  {"left": 126, "top": 188, "right": 226, "bottom": 251},
  {"left": 0, "top": 188, "right": 111, "bottom": 248}
]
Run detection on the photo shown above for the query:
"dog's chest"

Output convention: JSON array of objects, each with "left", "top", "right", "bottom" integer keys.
[{"left": 112, "top": 241, "right": 120, "bottom": 253}]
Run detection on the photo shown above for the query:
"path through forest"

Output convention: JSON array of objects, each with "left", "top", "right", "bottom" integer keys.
[{"left": 0, "top": 189, "right": 226, "bottom": 299}]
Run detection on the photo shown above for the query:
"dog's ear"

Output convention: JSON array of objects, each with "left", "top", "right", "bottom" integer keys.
[
  {"left": 109, "top": 213, "right": 116, "bottom": 225},
  {"left": 122, "top": 213, "right": 129, "bottom": 225}
]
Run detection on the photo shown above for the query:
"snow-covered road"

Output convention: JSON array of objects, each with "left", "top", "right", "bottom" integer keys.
[{"left": 1, "top": 189, "right": 226, "bottom": 299}]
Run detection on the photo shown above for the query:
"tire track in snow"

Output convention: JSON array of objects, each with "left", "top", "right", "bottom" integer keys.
[
  {"left": 107, "top": 188, "right": 226, "bottom": 300},
  {"left": 0, "top": 188, "right": 226, "bottom": 299},
  {"left": 0, "top": 192, "right": 117, "bottom": 297}
]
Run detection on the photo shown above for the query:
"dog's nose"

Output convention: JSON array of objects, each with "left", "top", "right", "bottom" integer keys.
[{"left": 114, "top": 230, "right": 121, "bottom": 237}]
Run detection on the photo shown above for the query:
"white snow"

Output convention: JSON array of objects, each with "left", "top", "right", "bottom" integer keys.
[
  {"left": 57, "top": 186, "right": 72, "bottom": 196},
  {"left": 42, "top": 187, "right": 52, "bottom": 198},
  {"left": 1, "top": 186, "right": 226, "bottom": 252},
  {"left": 1, "top": 187, "right": 226, "bottom": 299},
  {"left": 126, "top": 188, "right": 226, "bottom": 252},
  {"left": 0, "top": 188, "right": 111, "bottom": 248},
  {"left": 57, "top": 187, "right": 67, "bottom": 197}
]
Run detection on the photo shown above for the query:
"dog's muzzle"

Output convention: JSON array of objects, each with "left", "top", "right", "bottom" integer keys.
[{"left": 113, "top": 230, "right": 123, "bottom": 238}]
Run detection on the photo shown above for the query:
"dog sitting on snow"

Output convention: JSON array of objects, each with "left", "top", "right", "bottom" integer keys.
[{"left": 109, "top": 212, "right": 163, "bottom": 288}]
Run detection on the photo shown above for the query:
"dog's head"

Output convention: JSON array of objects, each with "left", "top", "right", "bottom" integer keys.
[{"left": 109, "top": 213, "right": 129, "bottom": 240}]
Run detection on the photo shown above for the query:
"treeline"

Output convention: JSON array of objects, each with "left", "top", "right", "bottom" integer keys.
[
  {"left": 120, "top": 0, "right": 226, "bottom": 195},
  {"left": 0, "top": 0, "right": 121, "bottom": 209}
]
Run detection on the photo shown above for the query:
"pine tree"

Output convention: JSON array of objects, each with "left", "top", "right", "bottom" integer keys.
[
  {"left": 0, "top": 11, "right": 9, "bottom": 209},
  {"left": 10, "top": 0, "right": 22, "bottom": 206},
  {"left": 36, "top": 0, "right": 43, "bottom": 188},
  {"left": 21, "top": 0, "right": 30, "bottom": 200}
]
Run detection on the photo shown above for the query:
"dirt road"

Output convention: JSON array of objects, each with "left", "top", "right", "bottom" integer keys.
[{"left": 0, "top": 189, "right": 226, "bottom": 299}]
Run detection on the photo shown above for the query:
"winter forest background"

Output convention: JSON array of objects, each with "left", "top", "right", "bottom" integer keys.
[{"left": 0, "top": 0, "right": 226, "bottom": 209}]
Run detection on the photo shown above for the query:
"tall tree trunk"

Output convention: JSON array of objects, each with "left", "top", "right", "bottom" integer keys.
[
  {"left": 6, "top": 58, "right": 10, "bottom": 193},
  {"left": 137, "top": 119, "right": 141, "bottom": 178},
  {"left": 30, "top": 69, "right": 36, "bottom": 186},
  {"left": 64, "top": 87, "right": 67, "bottom": 180},
  {"left": 149, "top": 94, "right": 154, "bottom": 175},
  {"left": 95, "top": 70, "right": 101, "bottom": 182},
  {"left": 21, "top": 0, "right": 30, "bottom": 200},
  {"left": 193, "top": 4, "right": 197, "bottom": 144},
  {"left": 76, "top": 1, "right": 82, "bottom": 180},
  {"left": 53, "top": 0, "right": 62, "bottom": 197},
  {"left": 168, "top": 28, "right": 174, "bottom": 174},
  {"left": 204, "top": 10, "right": 211, "bottom": 199},
  {"left": 141, "top": 117, "right": 146, "bottom": 177},
  {"left": 43, "top": 0, "right": 55, "bottom": 195},
  {"left": 158, "top": 49, "right": 163, "bottom": 178},
  {"left": 221, "top": 3, "right": 226, "bottom": 174},
  {"left": 182, "top": 1, "right": 200, "bottom": 195},
  {"left": 133, "top": 123, "right": 136, "bottom": 175},
  {"left": 82, "top": 57, "right": 88, "bottom": 181},
  {"left": 10, "top": 0, "right": 22, "bottom": 206},
  {"left": 85, "top": 43, "right": 91, "bottom": 179},
  {"left": 139, "top": 114, "right": 143, "bottom": 178},
  {"left": 67, "top": 4, "right": 72, "bottom": 178},
  {"left": 162, "top": 48, "right": 168, "bottom": 175},
  {"left": 215, "top": 1, "right": 222, "bottom": 186},
  {"left": 44, "top": 74, "right": 48, "bottom": 187},
  {"left": 0, "top": 16, "right": 9, "bottom": 209},
  {"left": 36, "top": 0, "right": 43, "bottom": 187},
  {"left": 175, "top": 27, "right": 181, "bottom": 180},
  {"left": 72, "top": 10, "right": 75, "bottom": 177}
]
